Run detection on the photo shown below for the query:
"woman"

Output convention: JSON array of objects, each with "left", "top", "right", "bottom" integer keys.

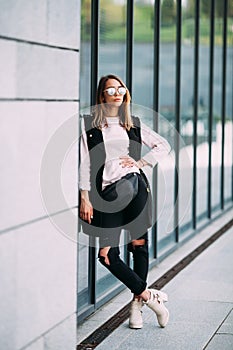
[{"left": 79, "top": 74, "right": 171, "bottom": 329}]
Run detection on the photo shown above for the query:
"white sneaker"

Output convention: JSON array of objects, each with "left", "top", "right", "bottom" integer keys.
[
  {"left": 144, "top": 289, "right": 169, "bottom": 328},
  {"left": 129, "top": 299, "right": 143, "bottom": 329}
]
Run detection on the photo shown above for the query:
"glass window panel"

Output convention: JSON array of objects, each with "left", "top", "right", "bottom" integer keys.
[
  {"left": 157, "top": 0, "right": 177, "bottom": 253},
  {"left": 133, "top": 0, "right": 154, "bottom": 109},
  {"left": 179, "top": 0, "right": 195, "bottom": 234},
  {"left": 224, "top": 12, "right": 233, "bottom": 205},
  {"left": 77, "top": 240, "right": 89, "bottom": 313},
  {"left": 78, "top": 0, "right": 92, "bottom": 315},
  {"left": 212, "top": 2, "right": 223, "bottom": 213},
  {"left": 196, "top": 3, "right": 210, "bottom": 223},
  {"left": 98, "top": 0, "right": 127, "bottom": 80},
  {"left": 80, "top": 0, "right": 91, "bottom": 109},
  {"left": 132, "top": 0, "right": 155, "bottom": 259}
]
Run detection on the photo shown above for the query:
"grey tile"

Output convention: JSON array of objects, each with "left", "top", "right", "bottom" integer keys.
[
  {"left": 218, "top": 309, "right": 233, "bottom": 335},
  {"left": 205, "top": 334, "right": 233, "bottom": 350},
  {"left": 47, "top": 0, "right": 80, "bottom": 49},
  {"left": 0, "top": 0, "right": 80, "bottom": 49},
  {"left": 0, "top": 102, "right": 78, "bottom": 230},
  {"left": 0, "top": 40, "right": 79, "bottom": 99},
  {"left": 1, "top": 217, "right": 77, "bottom": 349},
  {"left": 0, "top": 0, "right": 47, "bottom": 43},
  {"left": 0, "top": 233, "right": 17, "bottom": 350},
  {"left": 23, "top": 337, "right": 44, "bottom": 350},
  {"left": 44, "top": 313, "right": 76, "bottom": 350}
]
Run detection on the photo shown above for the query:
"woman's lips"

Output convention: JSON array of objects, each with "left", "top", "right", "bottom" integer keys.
[{"left": 114, "top": 98, "right": 121, "bottom": 101}]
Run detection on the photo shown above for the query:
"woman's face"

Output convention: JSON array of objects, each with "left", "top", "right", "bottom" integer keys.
[{"left": 103, "top": 79, "right": 126, "bottom": 108}]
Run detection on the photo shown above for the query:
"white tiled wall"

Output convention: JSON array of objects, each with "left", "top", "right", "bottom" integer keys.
[
  {"left": 0, "top": 40, "right": 79, "bottom": 99},
  {"left": 0, "top": 102, "right": 78, "bottom": 231},
  {"left": 0, "top": 1, "right": 80, "bottom": 349},
  {"left": 0, "top": 0, "right": 79, "bottom": 49}
]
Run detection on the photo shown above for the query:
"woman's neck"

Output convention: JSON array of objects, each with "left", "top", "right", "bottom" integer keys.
[{"left": 107, "top": 106, "right": 119, "bottom": 117}]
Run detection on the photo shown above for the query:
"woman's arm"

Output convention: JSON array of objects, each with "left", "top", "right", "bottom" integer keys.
[
  {"left": 79, "top": 118, "right": 91, "bottom": 191},
  {"left": 140, "top": 121, "right": 171, "bottom": 167},
  {"left": 79, "top": 118, "right": 93, "bottom": 223},
  {"left": 119, "top": 122, "right": 171, "bottom": 169}
]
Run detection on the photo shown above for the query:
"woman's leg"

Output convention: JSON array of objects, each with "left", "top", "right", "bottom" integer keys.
[
  {"left": 127, "top": 232, "right": 149, "bottom": 328},
  {"left": 98, "top": 230, "right": 147, "bottom": 296},
  {"left": 128, "top": 232, "right": 149, "bottom": 282}
]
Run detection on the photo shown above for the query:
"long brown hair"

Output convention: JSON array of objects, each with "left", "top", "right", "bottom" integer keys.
[{"left": 92, "top": 74, "right": 134, "bottom": 130}]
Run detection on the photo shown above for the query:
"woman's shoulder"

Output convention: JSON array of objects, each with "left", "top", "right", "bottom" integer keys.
[
  {"left": 131, "top": 115, "right": 141, "bottom": 127},
  {"left": 80, "top": 114, "right": 94, "bottom": 130}
]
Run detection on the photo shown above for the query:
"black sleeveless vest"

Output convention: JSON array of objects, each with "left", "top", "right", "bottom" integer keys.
[
  {"left": 80, "top": 115, "right": 145, "bottom": 236},
  {"left": 83, "top": 115, "right": 142, "bottom": 196}
]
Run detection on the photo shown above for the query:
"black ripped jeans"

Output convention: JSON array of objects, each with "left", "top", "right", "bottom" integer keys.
[{"left": 98, "top": 231, "right": 149, "bottom": 296}]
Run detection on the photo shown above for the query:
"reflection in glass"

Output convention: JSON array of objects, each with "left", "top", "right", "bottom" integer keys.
[
  {"left": 98, "top": 0, "right": 127, "bottom": 80},
  {"left": 179, "top": 0, "right": 195, "bottom": 233},
  {"left": 133, "top": 1, "right": 154, "bottom": 108},
  {"left": 212, "top": 2, "right": 223, "bottom": 213},
  {"left": 196, "top": 2, "right": 210, "bottom": 223},
  {"left": 133, "top": 1, "right": 155, "bottom": 259},
  {"left": 157, "top": 0, "right": 176, "bottom": 253},
  {"left": 224, "top": 16, "right": 233, "bottom": 205},
  {"left": 80, "top": 0, "right": 91, "bottom": 108}
]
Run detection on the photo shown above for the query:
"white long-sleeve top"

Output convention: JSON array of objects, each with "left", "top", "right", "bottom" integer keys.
[{"left": 79, "top": 117, "right": 171, "bottom": 191}]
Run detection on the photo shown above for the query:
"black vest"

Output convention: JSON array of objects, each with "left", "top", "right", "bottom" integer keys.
[
  {"left": 80, "top": 115, "right": 152, "bottom": 236},
  {"left": 83, "top": 115, "right": 142, "bottom": 198}
]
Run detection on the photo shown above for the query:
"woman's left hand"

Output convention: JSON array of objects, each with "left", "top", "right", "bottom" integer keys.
[{"left": 119, "top": 156, "right": 143, "bottom": 169}]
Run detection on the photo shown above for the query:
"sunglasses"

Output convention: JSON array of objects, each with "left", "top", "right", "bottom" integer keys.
[{"left": 103, "top": 86, "right": 127, "bottom": 96}]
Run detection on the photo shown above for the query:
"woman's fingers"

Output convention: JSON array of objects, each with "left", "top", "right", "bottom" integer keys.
[{"left": 119, "top": 156, "right": 135, "bottom": 168}]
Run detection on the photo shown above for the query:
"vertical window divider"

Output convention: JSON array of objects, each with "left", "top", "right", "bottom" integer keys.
[
  {"left": 220, "top": 0, "right": 228, "bottom": 209},
  {"left": 193, "top": 0, "right": 200, "bottom": 229},
  {"left": 152, "top": 0, "right": 161, "bottom": 259},
  {"left": 174, "top": 0, "right": 182, "bottom": 242},
  {"left": 88, "top": 0, "right": 100, "bottom": 306},
  {"left": 208, "top": 0, "right": 215, "bottom": 219}
]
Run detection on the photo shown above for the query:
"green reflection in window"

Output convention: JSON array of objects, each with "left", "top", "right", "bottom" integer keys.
[{"left": 99, "top": 0, "right": 126, "bottom": 42}]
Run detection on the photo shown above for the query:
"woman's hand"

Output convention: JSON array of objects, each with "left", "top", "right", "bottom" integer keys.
[
  {"left": 119, "top": 156, "right": 147, "bottom": 169},
  {"left": 80, "top": 190, "right": 93, "bottom": 224}
]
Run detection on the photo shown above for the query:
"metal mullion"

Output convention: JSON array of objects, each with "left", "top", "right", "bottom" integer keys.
[
  {"left": 126, "top": 0, "right": 134, "bottom": 95},
  {"left": 152, "top": 0, "right": 161, "bottom": 259},
  {"left": 125, "top": 0, "right": 134, "bottom": 266},
  {"left": 90, "top": 0, "right": 99, "bottom": 106},
  {"left": 88, "top": 0, "right": 99, "bottom": 306},
  {"left": 174, "top": 0, "right": 182, "bottom": 242},
  {"left": 220, "top": 0, "right": 228, "bottom": 209},
  {"left": 192, "top": 0, "right": 200, "bottom": 229},
  {"left": 207, "top": 0, "right": 215, "bottom": 219}
]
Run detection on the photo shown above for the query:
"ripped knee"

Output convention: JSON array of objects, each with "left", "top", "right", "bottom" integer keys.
[
  {"left": 98, "top": 247, "right": 111, "bottom": 266},
  {"left": 128, "top": 239, "right": 148, "bottom": 253},
  {"left": 131, "top": 239, "right": 146, "bottom": 247}
]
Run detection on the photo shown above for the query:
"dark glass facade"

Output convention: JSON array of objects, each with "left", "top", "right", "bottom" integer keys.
[{"left": 78, "top": 0, "right": 233, "bottom": 323}]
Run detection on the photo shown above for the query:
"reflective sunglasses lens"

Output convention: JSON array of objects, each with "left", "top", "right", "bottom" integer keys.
[
  {"left": 106, "top": 88, "right": 116, "bottom": 96},
  {"left": 118, "top": 87, "right": 126, "bottom": 95}
]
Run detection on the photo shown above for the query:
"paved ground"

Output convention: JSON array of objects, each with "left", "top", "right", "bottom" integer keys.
[{"left": 77, "top": 209, "right": 233, "bottom": 350}]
